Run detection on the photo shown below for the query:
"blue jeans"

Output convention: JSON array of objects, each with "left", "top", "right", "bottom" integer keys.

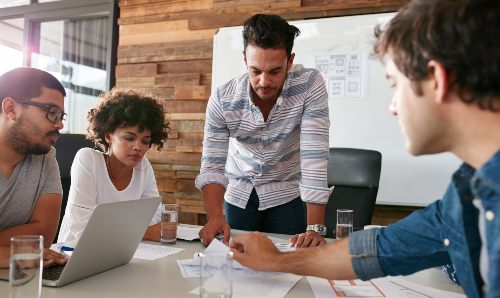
[{"left": 224, "top": 189, "right": 306, "bottom": 235}]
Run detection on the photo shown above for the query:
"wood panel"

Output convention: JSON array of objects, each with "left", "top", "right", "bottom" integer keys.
[
  {"left": 140, "top": 87, "right": 174, "bottom": 99},
  {"left": 120, "top": 0, "right": 211, "bottom": 18},
  {"left": 173, "top": 86, "right": 210, "bottom": 100},
  {"left": 155, "top": 73, "right": 201, "bottom": 87},
  {"left": 115, "top": 63, "right": 158, "bottom": 77},
  {"left": 168, "top": 120, "right": 205, "bottom": 133},
  {"left": 119, "top": 0, "right": 187, "bottom": 6},
  {"left": 372, "top": 205, "right": 423, "bottom": 226},
  {"left": 120, "top": 28, "right": 216, "bottom": 46},
  {"left": 117, "top": 39, "right": 212, "bottom": 64},
  {"left": 188, "top": 1, "right": 405, "bottom": 30},
  {"left": 115, "top": 77, "right": 155, "bottom": 88},
  {"left": 147, "top": 151, "right": 201, "bottom": 166},
  {"left": 158, "top": 60, "right": 212, "bottom": 74},
  {"left": 117, "top": 0, "right": 408, "bottom": 225},
  {"left": 163, "top": 101, "right": 207, "bottom": 113}
]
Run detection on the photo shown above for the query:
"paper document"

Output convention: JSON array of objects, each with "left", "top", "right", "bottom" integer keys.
[
  {"left": 177, "top": 225, "right": 202, "bottom": 241},
  {"left": 203, "top": 238, "right": 229, "bottom": 253},
  {"left": 189, "top": 271, "right": 302, "bottom": 298},
  {"left": 177, "top": 239, "right": 246, "bottom": 278},
  {"left": 307, "top": 276, "right": 466, "bottom": 298},
  {"left": 177, "top": 256, "right": 248, "bottom": 278},
  {"left": 178, "top": 239, "right": 294, "bottom": 277},
  {"left": 133, "top": 243, "right": 184, "bottom": 260},
  {"left": 177, "top": 259, "right": 202, "bottom": 278},
  {"left": 315, "top": 53, "right": 369, "bottom": 101},
  {"left": 178, "top": 239, "right": 302, "bottom": 297}
]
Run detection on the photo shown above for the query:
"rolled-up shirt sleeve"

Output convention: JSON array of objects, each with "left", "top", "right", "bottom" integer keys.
[
  {"left": 349, "top": 228, "right": 386, "bottom": 280},
  {"left": 299, "top": 71, "right": 330, "bottom": 204},
  {"left": 195, "top": 92, "right": 230, "bottom": 190},
  {"left": 349, "top": 200, "right": 451, "bottom": 280}
]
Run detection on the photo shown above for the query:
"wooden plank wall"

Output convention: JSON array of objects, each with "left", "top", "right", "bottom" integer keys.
[{"left": 116, "top": 0, "right": 411, "bottom": 225}]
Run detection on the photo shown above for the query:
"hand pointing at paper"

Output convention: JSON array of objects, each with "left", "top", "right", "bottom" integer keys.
[{"left": 229, "top": 232, "right": 282, "bottom": 272}]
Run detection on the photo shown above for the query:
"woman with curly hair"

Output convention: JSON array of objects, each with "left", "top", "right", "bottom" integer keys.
[{"left": 58, "top": 88, "right": 168, "bottom": 242}]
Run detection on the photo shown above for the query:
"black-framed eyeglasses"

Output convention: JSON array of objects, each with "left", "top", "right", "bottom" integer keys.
[{"left": 13, "top": 98, "right": 67, "bottom": 124}]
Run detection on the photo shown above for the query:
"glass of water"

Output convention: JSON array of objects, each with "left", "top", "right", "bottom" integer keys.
[
  {"left": 200, "top": 251, "right": 233, "bottom": 298},
  {"left": 336, "top": 209, "right": 353, "bottom": 240},
  {"left": 9, "top": 235, "right": 43, "bottom": 298},
  {"left": 161, "top": 203, "right": 178, "bottom": 245}
]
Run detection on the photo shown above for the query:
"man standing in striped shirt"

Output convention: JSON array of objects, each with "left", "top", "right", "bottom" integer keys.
[{"left": 196, "top": 14, "right": 330, "bottom": 248}]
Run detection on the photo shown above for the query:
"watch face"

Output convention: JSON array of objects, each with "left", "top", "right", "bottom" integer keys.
[{"left": 308, "top": 224, "right": 326, "bottom": 236}]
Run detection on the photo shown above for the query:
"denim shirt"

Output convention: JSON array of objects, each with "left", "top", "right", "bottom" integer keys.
[{"left": 349, "top": 150, "right": 500, "bottom": 298}]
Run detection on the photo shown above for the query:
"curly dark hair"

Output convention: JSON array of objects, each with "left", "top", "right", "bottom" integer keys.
[
  {"left": 86, "top": 88, "right": 168, "bottom": 151},
  {"left": 374, "top": 0, "right": 500, "bottom": 111},
  {"left": 243, "top": 14, "right": 300, "bottom": 59}
]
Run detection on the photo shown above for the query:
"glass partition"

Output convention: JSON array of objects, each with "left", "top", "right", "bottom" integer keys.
[
  {"left": 31, "top": 17, "right": 108, "bottom": 133},
  {"left": 0, "top": 18, "right": 24, "bottom": 75}
]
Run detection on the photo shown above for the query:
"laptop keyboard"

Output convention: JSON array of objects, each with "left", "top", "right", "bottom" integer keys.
[{"left": 42, "top": 265, "right": 65, "bottom": 281}]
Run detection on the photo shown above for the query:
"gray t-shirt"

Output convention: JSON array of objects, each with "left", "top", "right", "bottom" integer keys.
[{"left": 0, "top": 147, "right": 62, "bottom": 229}]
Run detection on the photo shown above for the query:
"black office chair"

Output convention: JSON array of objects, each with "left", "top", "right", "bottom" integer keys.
[
  {"left": 324, "top": 148, "right": 382, "bottom": 238},
  {"left": 53, "top": 134, "right": 95, "bottom": 241}
]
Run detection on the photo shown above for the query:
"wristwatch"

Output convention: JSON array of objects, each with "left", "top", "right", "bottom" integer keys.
[{"left": 306, "top": 224, "right": 327, "bottom": 236}]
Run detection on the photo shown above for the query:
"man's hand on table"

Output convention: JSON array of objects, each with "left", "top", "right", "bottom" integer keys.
[
  {"left": 289, "top": 230, "right": 326, "bottom": 248},
  {"left": 198, "top": 215, "right": 230, "bottom": 247}
]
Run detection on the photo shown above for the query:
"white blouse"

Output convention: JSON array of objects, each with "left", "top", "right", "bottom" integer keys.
[{"left": 58, "top": 148, "right": 161, "bottom": 243}]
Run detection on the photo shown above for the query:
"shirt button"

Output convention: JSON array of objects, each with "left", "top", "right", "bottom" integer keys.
[
  {"left": 443, "top": 238, "right": 450, "bottom": 246},
  {"left": 485, "top": 211, "right": 495, "bottom": 221}
]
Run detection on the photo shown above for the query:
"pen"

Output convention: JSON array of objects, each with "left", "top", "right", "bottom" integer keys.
[{"left": 60, "top": 246, "right": 74, "bottom": 253}]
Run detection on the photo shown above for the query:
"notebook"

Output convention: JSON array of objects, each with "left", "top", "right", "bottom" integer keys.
[{"left": 0, "top": 197, "right": 161, "bottom": 287}]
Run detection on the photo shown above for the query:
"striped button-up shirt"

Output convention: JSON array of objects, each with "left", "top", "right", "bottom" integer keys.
[{"left": 195, "top": 64, "right": 330, "bottom": 210}]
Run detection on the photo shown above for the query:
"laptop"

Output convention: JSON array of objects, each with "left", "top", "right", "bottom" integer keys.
[{"left": 0, "top": 197, "right": 161, "bottom": 287}]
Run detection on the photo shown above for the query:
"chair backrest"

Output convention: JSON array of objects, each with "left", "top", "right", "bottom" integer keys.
[
  {"left": 325, "top": 147, "right": 382, "bottom": 238},
  {"left": 53, "top": 134, "right": 95, "bottom": 240}
]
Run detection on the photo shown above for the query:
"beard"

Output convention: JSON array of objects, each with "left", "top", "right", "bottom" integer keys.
[
  {"left": 8, "top": 114, "right": 59, "bottom": 155},
  {"left": 251, "top": 66, "right": 289, "bottom": 102}
]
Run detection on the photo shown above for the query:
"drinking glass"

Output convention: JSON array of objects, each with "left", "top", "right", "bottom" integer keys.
[
  {"left": 161, "top": 203, "right": 178, "bottom": 245},
  {"left": 336, "top": 209, "right": 353, "bottom": 240},
  {"left": 199, "top": 251, "right": 233, "bottom": 298},
  {"left": 9, "top": 235, "right": 43, "bottom": 298}
]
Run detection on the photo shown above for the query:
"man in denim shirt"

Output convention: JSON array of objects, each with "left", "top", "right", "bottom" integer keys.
[{"left": 229, "top": 0, "right": 500, "bottom": 297}]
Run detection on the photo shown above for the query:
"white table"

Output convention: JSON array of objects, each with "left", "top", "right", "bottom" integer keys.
[{"left": 0, "top": 230, "right": 464, "bottom": 298}]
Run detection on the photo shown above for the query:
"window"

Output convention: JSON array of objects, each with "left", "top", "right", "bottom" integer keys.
[
  {"left": 0, "top": 18, "right": 23, "bottom": 75},
  {"left": 0, "top": 0, "right": 117, "bottom": 133},
  {"left": 0, "top": 1, "right": 30, "bottom": 9}
]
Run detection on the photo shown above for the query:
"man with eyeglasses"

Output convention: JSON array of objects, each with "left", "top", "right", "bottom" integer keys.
[{"left": 0, "top": 67, "right": 68, "bottom": 268}]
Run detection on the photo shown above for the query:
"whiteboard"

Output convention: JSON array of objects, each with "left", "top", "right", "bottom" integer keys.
[{"left": 212, "top": 13, "right": 461, "bottom": 207}]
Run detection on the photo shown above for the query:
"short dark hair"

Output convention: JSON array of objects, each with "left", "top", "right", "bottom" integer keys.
[
  {"left": 0, "top": 67, "right": 66, "bottom": 107},
  {"left": 243, "top": 14, "right": 300, "bottom": 58},
  {"left": 86, "top": 88, "right": 168, "bottom": 151},
  {"left": 374, "top": 0, "right": 500, "bottom": 111}
]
